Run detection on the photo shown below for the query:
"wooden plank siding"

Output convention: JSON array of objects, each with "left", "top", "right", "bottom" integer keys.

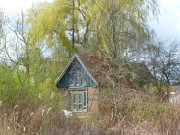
[{"left": 56, "top": 57, "right": 97, "bottom": 88}]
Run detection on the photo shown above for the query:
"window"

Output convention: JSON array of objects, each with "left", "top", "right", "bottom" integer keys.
[
  {"left": 73, "top": 94, "right": 77, "bottom": 110},
  {"left": 68, "top": 90, "right": 87, "bottom": 112},
  {"left": 79, "top": 94, "right": 82, "bottom": 109}
]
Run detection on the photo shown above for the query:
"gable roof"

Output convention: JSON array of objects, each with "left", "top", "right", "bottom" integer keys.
[
  {"left": 78, "top": 53, "right": 111, "bottom": 86},
  {"left": 55, "top": 53, "right": 99, "bottom": 87},
  {"left": 55, "top": 53, "right": 137, "bottom": 88}
]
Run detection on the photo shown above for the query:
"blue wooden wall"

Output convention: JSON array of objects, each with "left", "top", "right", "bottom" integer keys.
[{"left": 56, "top": 57, "right": 97, "bottom": 88}]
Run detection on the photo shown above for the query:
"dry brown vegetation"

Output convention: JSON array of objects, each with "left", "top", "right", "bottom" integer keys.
[
  {"left": 1, "top": 90, "right": 180, "bottom": 135},
  {"left": 0, "top": 95, "right": 107, "bottom": 135}
]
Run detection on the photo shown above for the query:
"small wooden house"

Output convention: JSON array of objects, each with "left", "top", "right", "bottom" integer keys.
[
  {"left": 55, "top": 53, "right": 146, "bottom": 116},
  {"left": 55, "top": 53, "right": 105, "bottom": 116}
]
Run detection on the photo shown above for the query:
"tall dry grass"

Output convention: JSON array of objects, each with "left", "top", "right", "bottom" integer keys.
[
  {"left": 96, "top": 88, "right": 180, "bottom": 135},
  {"left": 0, "top": 96, "right": 108, "bottom": 135},
  {"left": 1, "top": 90, "right": 180, "bottom": 135}
]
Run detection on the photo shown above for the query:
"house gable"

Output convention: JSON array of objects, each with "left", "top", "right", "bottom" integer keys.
[{"left": 56, "top": 54, "right": 99, "bottom": 88}]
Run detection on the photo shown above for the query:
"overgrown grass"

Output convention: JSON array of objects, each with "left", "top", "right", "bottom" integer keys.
[
  {"left": 0, "top": 98, "right": 107, "bottom": 135},
  {"left": 1, "top": 93, "right": 180, "bottom": 135}
]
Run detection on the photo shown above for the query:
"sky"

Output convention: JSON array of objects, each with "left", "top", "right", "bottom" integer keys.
[
  {"left": 0, "top": 0, "right": 52, "bottom": 14},
  {"left": 0, "top": 0, "right": 180, "bottom": 41},
  {"left": 149, "top": 0, "right": 180, "bottom": 40}
]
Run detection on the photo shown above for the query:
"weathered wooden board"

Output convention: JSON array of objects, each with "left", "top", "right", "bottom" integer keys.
[{"left": 56, "top": 57, "right": 97, "bottom": 88}]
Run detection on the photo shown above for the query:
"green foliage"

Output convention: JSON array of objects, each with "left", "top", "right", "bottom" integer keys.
[
  {"left": 26, "top": 0, "right": 159, "bottom": 57},
  {"left": 27, "top": 0, "right": 78, "bottom": 56},
  {"left": 0, "top": 58, "right": 64, "bottom": 107},
  {"left": 91, "top": 0, "right": 158, "bottom": 55},
  {"left": 0, "top": 63, "right": 25, "bottom": 105}
]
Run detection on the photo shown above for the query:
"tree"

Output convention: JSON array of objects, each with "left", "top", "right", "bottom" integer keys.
[
  {"left": 25, "top": 0, "right": 159, "bottom": 124},
  {"left": 26, "top": 0, "right": 95, "bottom": 57},
  {"left": 0, "top": 11, "right": 63, "bottom": 104},
  {"left": 148, "top": 40, "right": 180, "bottom": 99},
  {"left": 85, "top": 0, "right": 159, "bottom": 124},
  {"left": 26, "top": 0, "right": 159, "bottom": 85}
]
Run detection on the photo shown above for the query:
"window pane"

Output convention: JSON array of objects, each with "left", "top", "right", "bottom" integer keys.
[
  {"left": 74, "top": 104, "right": 77, "bottom": 110},
  {"left": 84, "top": 92, "right": 87, "bottom": 106},
  {"left": 73, "top": 94, "right": 77, "bottom": 103},
  {"left": 79, "top": 94, "right": 82, "bottom": 103},
  {"left": 79, "top": 104, "right": 82, "bottom": 109}
]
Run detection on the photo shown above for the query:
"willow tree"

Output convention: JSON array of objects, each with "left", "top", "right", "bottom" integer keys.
[
  {"left": 77, "top": 0, "right": 159, "bottom": 88},
  {"left": 91, "top": 0, "right": 158, "bottom": 54},
  {"left": 85, "top": 0, "right": 159, "bottom": 124},
  {"left": 27, "top": 0, "right": 158, "bottom": 56},
  {"left": 26, "top": 0, "right": 95, "bottom": 58},
  {"left": 26, "top": 0, "right": 159, "bottom": 124}
]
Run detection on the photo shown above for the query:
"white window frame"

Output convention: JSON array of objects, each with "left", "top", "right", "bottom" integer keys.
[{"left": 68, "top": 88, "right": 87, "bottom": 112}]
